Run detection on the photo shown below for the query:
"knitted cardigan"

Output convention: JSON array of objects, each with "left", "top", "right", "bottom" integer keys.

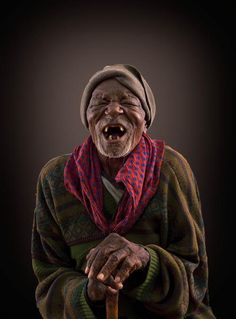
[{"left": 31, "top": 145, "right": 215, "bottom": 319}]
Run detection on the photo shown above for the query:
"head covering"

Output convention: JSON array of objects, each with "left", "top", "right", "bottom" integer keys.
[{"left": 80, "top": 64, "right": 156, "bottom": 128}]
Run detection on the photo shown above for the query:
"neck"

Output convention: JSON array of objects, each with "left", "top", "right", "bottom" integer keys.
[{"left": 98, "top": 153, "right": 126, "bottom": 178}]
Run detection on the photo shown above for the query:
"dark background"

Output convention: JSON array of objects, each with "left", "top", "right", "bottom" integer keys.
[{"left": 1, "top": 1, "right": 234, "bottom": 317}]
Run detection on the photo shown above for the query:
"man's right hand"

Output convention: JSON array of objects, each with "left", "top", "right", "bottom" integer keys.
[
  {"left": 87, "top": 277, "right": 121, "bottom": 302},
  {"left": 87, "top": 278, "right": 107, "bottom": 302}
]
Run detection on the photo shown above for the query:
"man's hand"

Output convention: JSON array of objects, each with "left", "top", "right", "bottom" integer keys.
[
  {"left": 87, "top": 277, "right": 120, "bottom": 302},
  {"left": 85, "top": 233, "right": 150, "bottom": 287},
  {"left": 87, "top": 278, "right": 107, "bottom": 302}
]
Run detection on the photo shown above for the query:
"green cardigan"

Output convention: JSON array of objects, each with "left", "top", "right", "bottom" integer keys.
[{"left": 31, "top": 145, "right": 215, "bottom": 318}]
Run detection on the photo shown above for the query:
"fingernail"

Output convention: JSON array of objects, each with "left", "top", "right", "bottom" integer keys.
[
  {"left": 85, "top": 267, "right": 89, "bottom": 274},
  {"left": 115, "top": 276, "right": 120, "bottom": 283},
  {"left": 97, "top": 273, "right": 104, "bottom": 280},
  {"left": 110, "top": 288, "right": 118, "bottom": 294},
  {"left": 118, "top": 282, "right": 123, "bottom": 289}
]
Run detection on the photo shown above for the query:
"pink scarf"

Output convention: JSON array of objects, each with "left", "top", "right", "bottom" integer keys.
[{"left": 64, "top": 133, "right": 165, "bottom": 235}]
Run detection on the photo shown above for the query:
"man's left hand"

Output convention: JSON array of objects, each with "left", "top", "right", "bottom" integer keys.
[{"left": 85, "top": 233, "right": 150, "bottom": 286}]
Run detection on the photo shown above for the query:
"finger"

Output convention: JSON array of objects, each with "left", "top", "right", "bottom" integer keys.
[
  {"left": 87, "top": 249, "right": 108, "bottom": 279},
  {"left": 85, "top": 235, "right": 121, "bottom": 273},
  {"left": 86, "top": 248, "right": 96, "bottom": 260},
  {"left": 115, "top": 256, "right": 142, "bottom": 283},
  {"left": 97, "top": 249, "right": 128, "bottom": 282},
  {"left": 88, "top": 243, "right": 125, "bottom": 279},
  {"left": 85, "top": 248, "right": 99, "bottom": 274},
  {"left": 106, "top": 286, "right": 119, "bottom": 295},
  {"left": 103, "top": 275, "right": 123, "bottom": 290}
]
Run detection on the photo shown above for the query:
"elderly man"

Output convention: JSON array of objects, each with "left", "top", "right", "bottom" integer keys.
[{"left": 31, "top": 64, "right": 215, "bottom": 318}]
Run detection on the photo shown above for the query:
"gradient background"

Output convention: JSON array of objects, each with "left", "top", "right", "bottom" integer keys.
[{"left": 1, "top": 1, "right": 234, "bottom": 317}]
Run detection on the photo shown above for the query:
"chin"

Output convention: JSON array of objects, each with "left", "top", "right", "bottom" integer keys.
[{"left": 96, "top": 139, "right": 133, "bottom": 158}]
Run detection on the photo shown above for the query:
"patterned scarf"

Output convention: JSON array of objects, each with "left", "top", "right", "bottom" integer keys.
[{"left": 64, "top": 133, "right": 165, "bottom": 235}]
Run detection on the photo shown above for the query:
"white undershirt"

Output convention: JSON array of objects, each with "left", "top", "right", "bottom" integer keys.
[{"left": 101, "top": 175, "right": 124, "bottom": 204}]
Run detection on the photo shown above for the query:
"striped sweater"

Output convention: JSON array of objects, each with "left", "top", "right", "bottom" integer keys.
[{"left": 31, "top": 145, "right": 216, "bottom": 318}]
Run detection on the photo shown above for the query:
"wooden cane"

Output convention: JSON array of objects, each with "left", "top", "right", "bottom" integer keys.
[{"left": 106, "top": 291, "right": 119, "bottom": 319}]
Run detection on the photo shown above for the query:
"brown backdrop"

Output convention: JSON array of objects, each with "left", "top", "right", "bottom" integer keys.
[{"left": 1, "top": 1, "right": 234, "bottom": 317}]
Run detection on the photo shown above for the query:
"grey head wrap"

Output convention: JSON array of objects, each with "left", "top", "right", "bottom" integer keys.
[{"left": 80, "top": 64, "right": 156, "bottom": 128}]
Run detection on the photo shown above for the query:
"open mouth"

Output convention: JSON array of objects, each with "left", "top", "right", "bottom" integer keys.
[{"left": 102, "top": 124, "right": 127, "bottom": 140}]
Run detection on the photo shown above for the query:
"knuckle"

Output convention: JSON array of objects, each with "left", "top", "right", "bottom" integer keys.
[
  {"left": 87, "top": 248, "right": 95, "bottom": 256},
  {"left": 118, "top": 271, "right": 129, "bottom": 282},
  {"left": 125, "top": 258, "right": 133, "bottom": 268},
  {"left": 110, "top": 232, "right": 119, "bottom": 238},
  {"left": 136, "top": 260, "right": 142, "bottom": 268},
  {"left": 110, "top": 254, "right": 119, "bottom": 263},
  {"left": 125, "top": 247, "right": 132, "bottom": 255},
  {"left": 100, "top": 246, "right": 109, "bottom": 255},
  {"left": 99, "top": 247, "right": 107, "bottom": 256},
  {"left": 108, "top": 233, "right": 121, "bottom": 241},
  {"left": 102, "top": 244, "right": 115, "bottom": 255},
  {"left": 121, "top": 272, "right": 129, "bottom": 281}
]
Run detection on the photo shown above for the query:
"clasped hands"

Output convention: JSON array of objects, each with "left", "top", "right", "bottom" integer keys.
[{"left": 85, "top": 233, "right": 150, "bottom": 302}]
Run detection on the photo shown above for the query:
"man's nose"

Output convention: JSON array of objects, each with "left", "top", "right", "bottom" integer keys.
[{"left": 104, "top": 102, "right": 124, "bottom": 116}]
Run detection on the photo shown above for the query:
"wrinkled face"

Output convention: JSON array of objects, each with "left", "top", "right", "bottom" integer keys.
[{"left": 86, "top": 79, "right": 146, "bottom": 158}]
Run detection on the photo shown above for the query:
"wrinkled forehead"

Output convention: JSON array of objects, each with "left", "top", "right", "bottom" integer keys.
[{"left": 91, "top": 78, "right": 139, "bottom": 100}]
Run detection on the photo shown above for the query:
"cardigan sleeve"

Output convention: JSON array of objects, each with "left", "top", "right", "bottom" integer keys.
[
  {"left": 123, "top": 147, "right": 215, "bottom": 318},
  {"left": 31, "top": 168, "right": 97, "bottom": 319}
]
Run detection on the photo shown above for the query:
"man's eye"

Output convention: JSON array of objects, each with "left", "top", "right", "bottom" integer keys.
[
  {"left": 122, "top": 102, "right": 140, "bottom": 108},
  {"left": 89, "top": 102, "right": 107, "bottom": 109}
]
